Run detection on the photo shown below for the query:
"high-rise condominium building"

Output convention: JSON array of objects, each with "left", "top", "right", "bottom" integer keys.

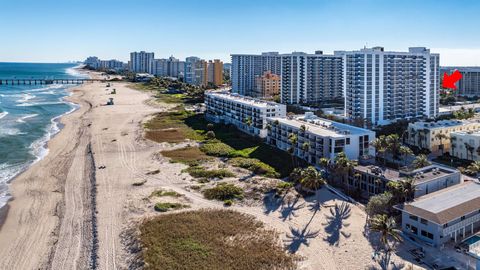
[
  {"left": 207, "top": 59, "right": 224, "bottom": 86},
  {"left": 280, "top": 51, "right": 343, "bottom": 104},
  {"left": 167, "top": 56, "right": 186, "bottom": 79},
  {"left": 130, "top": 51, "right": 154, "bottom": 73},
  {"left": 231, "top": 52, "right": 281, "bottom": 96},
  {"left": 150, "top": 59, "right": 169, "bottom": 77},
  {"left": 340, "top": 47, "right": 439, "bottom": 125},
  {"left": 441, "top": 67, "right": 480, "bottom": 97},
  {"left": 231, "top": 51, "right": 343, "bottom": 104},
  {"left": 255, "top": 71, "right": 281, "bottom": 99}
]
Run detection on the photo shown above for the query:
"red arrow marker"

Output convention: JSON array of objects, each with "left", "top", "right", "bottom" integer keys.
[{"left": 442, "top": 70, "right": 462, "bottom": 89}]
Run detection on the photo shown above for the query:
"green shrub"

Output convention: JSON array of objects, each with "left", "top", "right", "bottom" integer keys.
[
  {"left": 200, "top": 141, "right": 235, "bottom": 157},
  {"left": 206, "top": 130, "right": 216, "bottom": 140},
  {"left": 183, "top": 166, "right": 235, "bottom": 179},
  {"left": 150, "top": 189, "right": 182, "bottom": 198},
  {"left": 228, "top": 157, "right": 280, "bottom": 178},
  {"left": 223, "top": 199, "right": 233, "bottom": 206},
  {"left": 277, "top": 182, "right": 293, "bottom": 190},
  {"left": 203, "top": 183, "right": 244, "bottom": 201},
  {"left": 154, "top": 202, "right": 188, "bottom": 212}
]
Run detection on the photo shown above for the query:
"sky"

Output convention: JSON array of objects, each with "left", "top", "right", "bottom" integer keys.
[{"left": 1, "top": 0, "right": 480, "bottom": 66}]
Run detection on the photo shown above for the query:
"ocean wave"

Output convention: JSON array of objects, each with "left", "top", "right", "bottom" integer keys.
[
  {"left": 0, "top": 127, "right": 25, "bottom": 137},
  {"left": 17, "top": 93, "right": 36, "bottom": 103},
  {"left": 16, "top": 114, "right": 38, "bottom": 123},
  {"left": 28, "top": 101, "right": 78, "bottom": 162},
  {"left": 0, "top": 111, "right": 8, "bottom": 120},
  {"left": 66, "top": 65, "right": 89, "bottom": 78},
  {"left": 0, "top": 162, "right": 29, "bottom": 208},
  {"left": 16, "top": 101, "right": 64, "bottom": 107}
]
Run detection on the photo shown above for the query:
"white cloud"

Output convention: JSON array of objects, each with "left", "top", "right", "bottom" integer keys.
[{"left": 432, "top": 48, "right": 480, "bottom": 66}]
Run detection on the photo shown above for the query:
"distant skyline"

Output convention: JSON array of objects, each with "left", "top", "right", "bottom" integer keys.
[{"left": 2, "top": 0, "right": 480, "bottom": 66}]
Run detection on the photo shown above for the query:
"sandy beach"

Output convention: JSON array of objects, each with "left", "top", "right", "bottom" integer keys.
[{"left": 0, "top": 71, "right": 419, "bottom": 269}]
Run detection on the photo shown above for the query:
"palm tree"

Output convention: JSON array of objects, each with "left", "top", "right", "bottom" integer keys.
[
  {"left": 369, "top": 214, "right": 402, "bottom": 251},
  {"left": 386, "top": 181, "right": 404, "bottom": 204},
  {"left": 399, "top": 146, "right": 413, "bottom": 167},
  {"left": 467, "top": 161, "right": 480, "bottom": 176},
  {"left": 333, "top": 152, "right": 358, "bottom": 193},
  {"left": 298, "top": 166, "right": 326, "bottom": 193},
  {"left": 302, "top": 142, "right": 310, "bottom": 161},
  {"left": 386, "top": 134, "right": 401, "bottom": 160},
  {"left": 288, "top": 133, "right": 298, "bottom": 166},
  {"left": 435, "top": 133, "right": 448, "bottom": 155},
  {"left": 412, "top": 154, "right": 430, "bottom": 169},
  {"left": 371, "top": 136, "right": 388, "bottom": 166},
  {"left": 401, "top": 177, "right": 417, "bottom": 202},
  {"left": 244, "top": 116, "right": 253, "bottom": 130},
  {"left": 318, "top": 157, "right": 330, "bottom": 169}
]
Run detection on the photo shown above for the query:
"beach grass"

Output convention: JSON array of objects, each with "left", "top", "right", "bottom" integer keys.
[
  {"left": 160, "top": 146, "right": 211, "bottom": 166},
  {"left": 139, "top": 209, "right": 297, "bottom": 270},
  {"left": 203, "top": 182, "right": 244, "bottom": 201},
  {"left": 228, "top": 157, "right": 280, "bottom": 178},
  {"left": 146, "top": 95, "right": 295, "bottom": 177},
  {"left": 150, "top": 189, "right": 182, "bottom": 198},
  {"left": 153, "top": 202, "right": 188, "bottom": 212},
  {"left": 182, "top": 166, "right": 235, "bottom": 179}
]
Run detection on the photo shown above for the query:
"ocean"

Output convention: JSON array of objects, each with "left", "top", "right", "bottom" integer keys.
[{"left": 0, "top": 62, "right": 87, "bottom": 208}]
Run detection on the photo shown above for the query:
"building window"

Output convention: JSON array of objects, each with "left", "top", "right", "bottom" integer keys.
[
  {"left": 421, "top": 230, "right": 434, "bottom": 240},
  {"left": 461, "top": 216, "right": 466, "bottom": 221},
  {"left": 409, "top": 215, "right": 418, "bottom": 221},
  {"left": 420, "top": 218, "right": 428, "bottom": 225},
  {"left": 346, "top": 138, "right": 350, "bottom": 145}
]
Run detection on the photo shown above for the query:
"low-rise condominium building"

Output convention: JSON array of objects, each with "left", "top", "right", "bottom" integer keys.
[
  {"left": 349, "top": 164, "right": 461, "bottom": 199},
  {"left": 407, "top": 119, "right": 480, "bottom": 155},
  {"left": 396, "top": 181, "right": 480, "bottom": 247},
  {"left": 205, "top": 91, "right": 286, "bottom": 138},
  {"left": 266, "top": 112, "right": 375, "bottom": 163},
  {"left": 450, "top": 129, "right": 480, "bottom": 161}
]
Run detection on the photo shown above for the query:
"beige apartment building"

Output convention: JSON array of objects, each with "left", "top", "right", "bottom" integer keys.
[
  {"left": 207, "top": 59, "right": 224, "bottom": 86},
  {"left": 254, "top": 71, "right": 280, "bottom": 99},
  {"left": 407, "top": 119, "right": 480, "bottom": 155}
]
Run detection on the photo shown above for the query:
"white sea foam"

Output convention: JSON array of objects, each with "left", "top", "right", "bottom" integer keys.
[
  {"left": 16, "top": 114, "right": 38, "bottom": 123},
  {"left": 0, "top": 127, "right": 25, "bottom": 137},
  {"left": 16, "top": 101, "right": 64, "bottom": 107},
  {"left": 66, "top": 64, "right": 89, "bottom": 78},
  {"left": 0, "top": 111, "right": 8, "bottom": 120},
  {"left": 17, "top": 93, "right": 36, "bottom": 103}
]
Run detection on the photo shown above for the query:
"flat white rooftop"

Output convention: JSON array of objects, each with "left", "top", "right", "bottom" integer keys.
[
  {"left": 269, "top": 113, "right": 372, "bottom": 138},
  {"left": 206, "top": 91, "right": 283, "bottom": 109},
  {"left": 409, "top": 119, "right": 478, "bottom": 130}
]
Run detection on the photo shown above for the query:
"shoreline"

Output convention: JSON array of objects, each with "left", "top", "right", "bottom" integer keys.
[
  {"left": 0, "top": 70, "right": 151, "bottom": 269},
  {"left": 0, "top": 68, "right": 88, "bottom": 212}
]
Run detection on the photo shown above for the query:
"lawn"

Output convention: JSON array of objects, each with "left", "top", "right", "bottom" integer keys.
[
  {"left": 139, "top": 209, "right": 297, "bottom": 270},
  {"left": 184, "top": 114, "right": 295, "bottom": 177}
]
